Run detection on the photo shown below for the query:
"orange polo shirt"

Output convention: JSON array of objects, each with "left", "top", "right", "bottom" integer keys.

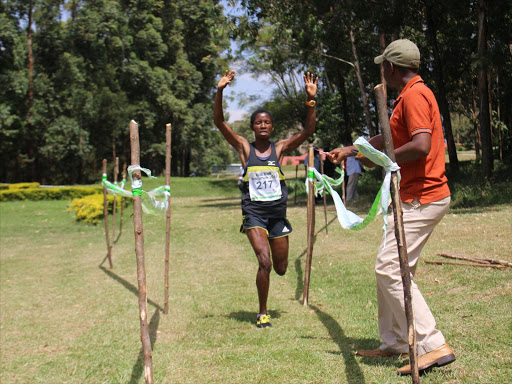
[{"left": 390, "top": 76, "right": 450, "bottom": 204}]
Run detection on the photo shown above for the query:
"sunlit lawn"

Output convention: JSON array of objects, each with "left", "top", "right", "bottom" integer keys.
[{"left": 1, "top": 176, "right": 510, "bottom": 383}]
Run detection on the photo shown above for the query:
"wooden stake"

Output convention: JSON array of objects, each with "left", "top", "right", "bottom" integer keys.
[
  {"left": 294, "top": 164, "right": 298, "bottom": 205},
  {"left": 102, "top": 159, "right": 113, "bottom": 269},
  {"left": 321, "top": 155, "right": 328, "bottom": 235},
  {"left": 112, "top": 156, "right": 119, "bottom": 244},
  {"left": 303, "top": 146, "right": 316, "bottom": 306},
  {"left": 341, "top": 161, "right": 346, "bottom": 205},
  {"left": 375, "top": 84, "right": 420, "bottom": 384},
  {"left": 164, "top": 123, "right": 172, "bottom": 315},
  {"left": 119, "top": 162, "right": 127, "bottom": 238},
  {"left": 129, "top": 120, "right": 154, "bottom": 384}
]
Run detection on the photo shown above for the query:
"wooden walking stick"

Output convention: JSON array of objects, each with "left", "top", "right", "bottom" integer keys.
[
  {"left": 375, "top": 84, "right": 420, "bottom": 383},
  {"left": 320, "top": 155, "right": 328, "bottom": 235},
  {"left": 164, "top": 123, "right": 172, "bottom": 315},
  {"left": 294, "top": 164, "right": 298, "bottom": 205},
  {"left": 102, "top": 159, "right": 113, "bottom": 269},
  {"left": 129, "top": 120, "right": 154, "bottom": 384},
  {"left": 303, "top": 146, "right": 316, "bottom": 306},
  {"left": 112, "top": 156, "right": 119, "bottom": 244},
  {"left": 341, "top": 161, "right": 346, "bottom": 205}
]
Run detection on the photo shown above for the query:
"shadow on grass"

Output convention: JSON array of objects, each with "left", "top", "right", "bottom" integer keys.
[
  {"left": 309, "top": 304, "right": 372, "bottom": 384},
  {"left": 98, "top": 266, "right": 163, "bottom": 312},
  {"left": 98, "top": 266, "right": 164, "bottom": 384},
  {"left": 228, "top": 310, "right": 282, "bottom": 324}
]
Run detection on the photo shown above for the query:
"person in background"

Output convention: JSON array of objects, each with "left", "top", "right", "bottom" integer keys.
[
  {"left": 328, "top": 39, "right": 455, "bottom": 376},
  {"left": 345, "top": 156, "right": 362, "bottom": 201}
]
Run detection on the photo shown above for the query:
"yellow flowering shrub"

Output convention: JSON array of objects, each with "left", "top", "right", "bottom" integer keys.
[{"left": 68, "top": 193, "right": 121, "bottom": 224}]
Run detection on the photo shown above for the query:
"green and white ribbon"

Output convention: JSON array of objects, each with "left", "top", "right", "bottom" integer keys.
[
  {"left": 306, "top": 166, "right": 345, "bottom": 197},
  {"left": 102, "top": 174, "right": 132, "bottom": 198},
  {"left": 128, "top": 165, "right": 171, "bottom": 214},
  {"left": 306, "top": 137, "right": 400, "bottom": 233},
  {"left": 101, "top": 166, "right": 171, "bottom": 214}
]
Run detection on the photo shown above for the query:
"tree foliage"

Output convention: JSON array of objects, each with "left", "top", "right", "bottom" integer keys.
[
  {"left": 1, "top": 0, "right": 511, "bottom": 183},
  {"left": 232, "top": 0, "right": 512, "bottom": 176},
  {"left": 1, "top": 0, "right": 232, "bottom": 183}
]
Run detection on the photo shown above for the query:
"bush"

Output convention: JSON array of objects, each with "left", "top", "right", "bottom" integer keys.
[
  {"left": 6, "top": 182, "right": 41, "bottom": 189},
  {"left": 67, "top": 193, "right": 121, "bottom": 224},
  {"left": 0, "top": 185, "right": 102, "bottom": 202},
  {"left": 448, "top": 160, "right": 512, "bottom": 208}
]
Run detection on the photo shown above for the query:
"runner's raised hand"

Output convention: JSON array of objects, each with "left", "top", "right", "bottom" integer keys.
[
  {"left": 218, "top": 69, "right": 235, "bottom": 90},
  {"left": 304, "top": 72, "right": 319, "bottom": 99}
]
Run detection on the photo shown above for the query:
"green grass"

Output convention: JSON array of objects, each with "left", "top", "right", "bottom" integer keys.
[{"left": 1, "top": 176, "right": 511, "bottom": 383}]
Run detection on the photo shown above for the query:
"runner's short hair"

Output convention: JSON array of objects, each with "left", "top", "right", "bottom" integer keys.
[{"left": 250, "top": 109, "right": 274, "bottom": 127}]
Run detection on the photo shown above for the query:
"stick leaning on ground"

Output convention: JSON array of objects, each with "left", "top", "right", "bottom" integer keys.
[{"left": 375, "top": 84, "right": 420, "bottom": 384}]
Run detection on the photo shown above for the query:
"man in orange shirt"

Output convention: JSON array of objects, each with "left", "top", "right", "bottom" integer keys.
[{"left": 328, "top": 39, "right": 455, "bottom": 376}]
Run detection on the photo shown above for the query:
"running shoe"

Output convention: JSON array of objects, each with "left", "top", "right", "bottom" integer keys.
[{"left": 256, "top": 313, "right": 272, "bottom": 328}]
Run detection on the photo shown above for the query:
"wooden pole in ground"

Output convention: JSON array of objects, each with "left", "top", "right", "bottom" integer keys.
[
  {"left": 341, "top": 161, "right": 346, "bottom": 205},
  {"left": 321, "top": 155, "right": 328, "bottom": 235},
  {"left": 375, "top": 84, "right": 420, "bottom": 384},
  {"left": 303, "top": 146, "right": 316, "bottom": 306},
  {"left": 129, "top": 120, "right": 154, "bottom": 384},
  {"left": 102, "top": 159, "right": 113, "bottom": 269},
  {"left": 119, "top": 162, "right": 127, "bottom": 238},
  {"left": 112, "top": 156, "right": 119, "bottom": 244},
  {"left": 294, "top": 164, "right": 298, "bottom": 205},
  {"left": 164, "top": 123, "right": 172, "bottom": 315}
]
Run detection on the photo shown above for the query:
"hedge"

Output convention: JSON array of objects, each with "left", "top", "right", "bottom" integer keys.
[{"left": 0, "top": 185, "right": 103, "bottom": 202}]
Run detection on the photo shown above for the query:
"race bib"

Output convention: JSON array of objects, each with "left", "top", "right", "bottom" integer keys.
[{"left": 248, "top": 169, "right": 282, "bottom": 201}]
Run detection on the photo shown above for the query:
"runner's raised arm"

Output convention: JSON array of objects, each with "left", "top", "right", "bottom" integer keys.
[
  {"left": 276, "top": 72, "right": 319, "bottom": 159},
  {"left": 213, "top": 69, "right": 250, "bottom": 166}
]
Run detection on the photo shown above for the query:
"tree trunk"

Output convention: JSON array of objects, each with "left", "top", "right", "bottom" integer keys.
[
  {"left": 471, "top": 82, "right": 481, "bottom": 161},
  {"left": 349, "top": 29, "right": 375, "bottom": 136},
  {"left": 425, "top": 5, "right": 459, "bottom": 173},
  {"left": 496, "top": 75, "right": 503, "bottom": 162},
  {"left": 477, "top": 0, "right": 493, "bottom": 178},
  {"left": 27, "top": 0, "right": 36, "bottom": 181},
  {"left": 337, "top": 69, "right": 352, "bottom": 144}
]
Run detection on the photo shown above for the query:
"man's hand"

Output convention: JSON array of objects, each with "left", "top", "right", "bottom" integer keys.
[
  {"left": 304, "top": 72, "right": 318, "bottom": 99},
  {"left": 218, "top": 69, "right": 235, "bottom": 90},
  {"left": 327, "top": 147, "right": 352, "bottom": 164}
]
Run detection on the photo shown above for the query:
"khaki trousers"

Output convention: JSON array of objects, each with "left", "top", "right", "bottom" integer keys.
[{"left": 375, "top": 196, "right": 450, "bottom": 356}]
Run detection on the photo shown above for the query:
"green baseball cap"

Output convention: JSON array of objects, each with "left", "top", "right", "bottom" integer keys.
[{"left": 374, "top": 39, "right": 420, "bottom": 69}]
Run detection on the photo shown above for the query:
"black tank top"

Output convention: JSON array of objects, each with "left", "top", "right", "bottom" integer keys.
[{"left": 241, "top": 142, "right": 288, "bottom": 218}]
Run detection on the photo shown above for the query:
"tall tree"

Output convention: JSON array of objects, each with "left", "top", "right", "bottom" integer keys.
[{"left": 477, "top": 0, "right": 493, "bottom": 178}]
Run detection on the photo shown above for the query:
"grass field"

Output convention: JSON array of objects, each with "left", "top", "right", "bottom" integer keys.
[{"left": 1, "top": 175, "right": 511, "bottom": 384}]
